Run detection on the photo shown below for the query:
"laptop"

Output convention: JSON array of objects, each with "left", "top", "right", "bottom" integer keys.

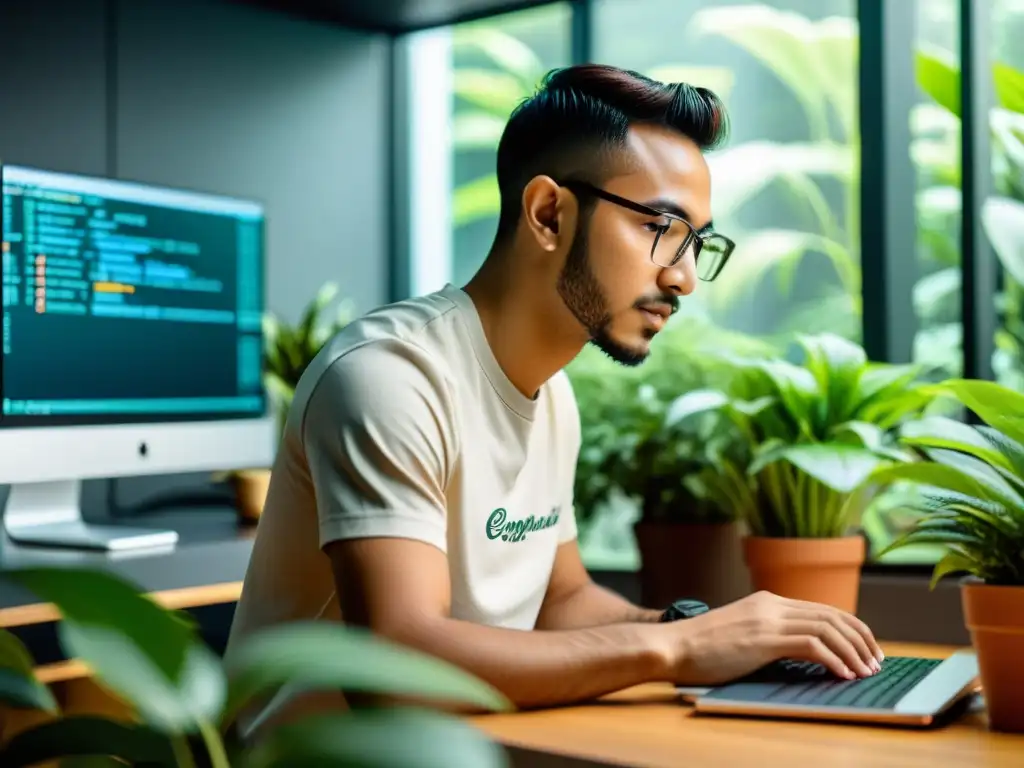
[{"left": 676, "top": 651, "right": 981, "bottom": 727}]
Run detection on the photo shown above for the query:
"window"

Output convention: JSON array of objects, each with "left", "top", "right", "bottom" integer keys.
[
  {"left": 911, "top": 0, "right": 962, "bottom": 383},
  {"left": 593, "top": 0, "right": 861, "bottom": 348},
  {"left": 405, "top": 3, "right": 573, "bottom": 297},
  {"left": 989, "top": 0, "right": 1024, "bottom": 390}
]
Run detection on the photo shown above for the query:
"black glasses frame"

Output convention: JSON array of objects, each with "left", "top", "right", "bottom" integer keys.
[{"left": 559, "top": 180, "right": 734, "bottom": 281}]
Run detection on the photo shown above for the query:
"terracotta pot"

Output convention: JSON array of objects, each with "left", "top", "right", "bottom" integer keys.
[
  {"left": 961, "top": 579, "right": 1024, "bottom": 733},
  {"left": 233, "top": 469, "right": 271, "bottom": 526},
  {"left": 634, "top": 521, "right": 751, "bottom": 609},
  {"left": 742, "top": 535, "right": 865, "bottom": 614}
]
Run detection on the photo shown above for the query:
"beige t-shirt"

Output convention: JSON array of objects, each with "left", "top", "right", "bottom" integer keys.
[{"left": 224, "top": 283, "right": 581, "bottom": 736}]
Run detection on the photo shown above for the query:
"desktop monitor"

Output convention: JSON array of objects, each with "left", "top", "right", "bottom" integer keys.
[{"left": 0, "top": 162, "right": 275, "bottom": 551}]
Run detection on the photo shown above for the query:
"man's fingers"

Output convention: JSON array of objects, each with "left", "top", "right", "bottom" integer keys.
[
  {"left": 785, "top": 620, "right": 875, "bottom": 678},
  {"left": 773, "top": 635, "right": 856, "bottom": 680},
  {"left": 786, "top": 608, "right": 879, "bottom": 674},
  {"left": 781, "top": 597, "right": 884, "bottom": 664}
]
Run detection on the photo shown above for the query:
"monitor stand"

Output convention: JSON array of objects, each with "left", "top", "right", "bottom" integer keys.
[{"left": 3, "top": 480, "right": 179, "bottom": 552}]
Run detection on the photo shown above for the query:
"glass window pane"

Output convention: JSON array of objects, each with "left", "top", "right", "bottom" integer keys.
[
  {"left": 911, "top": 0, "right": 962, "bottom": 382},
  {"left": 593, "top": 0, "right": 861, "bottom": 348},
  {"left": 405, "top": 3, "right": 572, "bottom": 297},
  {"left": 990, "top": 0, "right": 1024, "bottom": 389}
]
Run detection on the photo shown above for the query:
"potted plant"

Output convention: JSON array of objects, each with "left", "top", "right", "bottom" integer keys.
[
  {"left": 866, "top": 378, "right": 1024, "bottom": 733},
  {"left": 678, "top": 332, "right": 936, "bottom": 613},
  {"left": 0, "top": 566, "right": 511, "bottom": 765},
  {"left": 227, "top": 282, "right": 355, "bottom": 524},
  {"left": 566, "top": 316, "right": 772, "bottom": 608}
]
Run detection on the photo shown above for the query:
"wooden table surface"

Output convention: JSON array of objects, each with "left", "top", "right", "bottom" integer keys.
[{"left": 470, "top": 643, "right": 1023, "bottom": 768}]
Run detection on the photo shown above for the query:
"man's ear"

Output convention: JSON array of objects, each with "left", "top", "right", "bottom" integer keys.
[{"left": 521, "top": 175, "right": 575, "bottom": 253}]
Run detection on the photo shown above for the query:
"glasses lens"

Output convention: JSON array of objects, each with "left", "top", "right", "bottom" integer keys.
[
  {"left": 696, "top": 235, "right": 730, "bottom": 281},
  {"left": 652, "top": 221, "right": 692, "bottom": 268}
]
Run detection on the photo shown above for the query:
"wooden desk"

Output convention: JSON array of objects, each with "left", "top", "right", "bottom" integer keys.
[{"left": 471, "top": 643, "right": 1024, "bottom": 768}]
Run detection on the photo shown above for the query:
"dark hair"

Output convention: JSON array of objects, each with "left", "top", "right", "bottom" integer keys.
[{"left": 493, "top": 64, "right": 729, "bottom": 241}]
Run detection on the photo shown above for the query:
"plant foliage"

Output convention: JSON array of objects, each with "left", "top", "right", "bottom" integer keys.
[
  {"left": 869, "top": 378, "right": 1024, "bottom": 588},
  {"left": 0, "top": 567, "right": 510, "bottom": 767},
  {"left": 670, "top": 332, "right": 936, "bottom": 538}
]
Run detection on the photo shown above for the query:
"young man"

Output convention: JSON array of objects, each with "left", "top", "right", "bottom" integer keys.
[{"left": 225, "top": 63, "right": 883, "bottom": 737}]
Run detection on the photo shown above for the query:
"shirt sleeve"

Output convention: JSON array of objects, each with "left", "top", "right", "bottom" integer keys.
[
  {"left": 551, "top": 371, "right": 581, "bottom": 545},
  {"left": 299, "top": 341, "right": 457, "bottom": 554}
]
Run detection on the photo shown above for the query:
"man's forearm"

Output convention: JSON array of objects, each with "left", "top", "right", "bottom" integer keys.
[
  {"left": 536, "top": 582, "right": 663, "bottom": 631},
  {"left": 387, "top": 616, "right": 671, "bottom": 710}
]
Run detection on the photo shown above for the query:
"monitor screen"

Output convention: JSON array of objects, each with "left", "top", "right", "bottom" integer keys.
[{"left": 1, "top": 164, "right": 266, "bottom": 428}]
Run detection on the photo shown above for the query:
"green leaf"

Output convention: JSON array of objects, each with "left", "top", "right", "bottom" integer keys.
[
  {"left": 981, "top": 196, "right": 1024, "bottom": 286},
  {"left": 0, "top": 716, "right": 176, "bottom": 767},
  {"left": 689, "top": 5, "right": 831, "bottom": 136},
  {"left": 708, "top": 229, "right": 854, "bottom": 313},
  {"left": 8, "top": 567, "right": 225, "bottom": 732},
  {"left": 664, "top": 389, "right": 729, "bottom": 427},
  {"left": 452, "top": 26, "right": 543, "bottom": 88},
  {"left": 929, "top": 550, "right": 980, "bottom": 589},
  {"left": 221, "top": 622, "right": 511, "bottom": 728},
  {"left": 779, "top": 443, "right": 887, "bottom": 493},
  {"left": 993, "top": 62, "right": 1024, "bottom": 115},
  {"left": 921, "top": 447, "right": 1024, "bottom": 510},
  {"left": 452, "top": 68, "right": 528, "bottom": 118},
  {"left": 451, "top": 111, "right": 506, "bottom": 151},
  {"left": 452, "top": 173, "right": 501, "bottom": 228},
  {"left": 931, "top": 378, "right": 1024, "bottom": 445},
  {"left": 0, "top": 668, "right": 58, "bottom": 713},
  {"left": 916, "top": 45, "right": 960, "bottom": 117},
  {"left": 244, "top": 709, "right": 509, "bottom": 768},
  {"left": 0, "top": 629, "right": 38, "bottom": 675},
  {"left": 900, "top": 416, "right": 1014, "bottom": 472},
  {"left": 868, "top": 461, "right": 995, "bottom": 502}
]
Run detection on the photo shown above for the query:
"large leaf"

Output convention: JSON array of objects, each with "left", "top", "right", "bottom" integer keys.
[
  {"left": 931, "top": 378, "right": 1024, "bottom": 445},
  {"left": 900, "top": 416, "right": 1014, "bottom": 473},
  {"left": 8, "top": 568, "right": 225, "bottom": 731},
  {"left": 451, "top": 111, "right": 506, "bottom": 151},
  {"left": 981, "top": 196, "right": 1024, "bottom": 286},
  {"left": 868, "top": 461, "right": 996, "bottom": 502},
  {"left": 779, "top": 443, "right": 887, "bottom": 493},
  {"left": 994, "top": 62, "right": 1024, "bottom": 116},
  {"left": 705, "top": 141, "right": 854, "bottom": 217},
  {"left": 689, "top": 5, "right": 831, "bottom": 136},
  {"left": 452, "top": 26, "right": 542, "bottom": 88},
  {"left": 916, "top": 46, "right": 960, "bottom": 117},
  {"left": 664, "top": 389, "right": 729, "bottom": 428},
  {"left": 243, "top": 709, "right": 508, "bottom": 768},
  {"left": 452, "top": 69, "right": 527, "bottom": 118},
  {"left": 0, "top": 630, "right": 58, "bottom": 712},
  {"left": 221, "top": 622, "right": 511, "bottom": 728},
  {"left": 708, "top": 229, "right": 853, "bottom": 310},
  {"left": 0, "top": 716, "right": 176, "bottom": 768},
  {"left": 809, "top": 15, "right": 859, "bottom": 140}
]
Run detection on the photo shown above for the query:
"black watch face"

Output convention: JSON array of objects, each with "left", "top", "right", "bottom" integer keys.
[{"left": 662, "top": 599, "right": 709, "bottom": 622}]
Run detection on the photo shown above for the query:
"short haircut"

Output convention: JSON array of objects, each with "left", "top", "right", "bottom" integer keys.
[{"left": 493, "top": 63, "right": 730, "bottom": 241}]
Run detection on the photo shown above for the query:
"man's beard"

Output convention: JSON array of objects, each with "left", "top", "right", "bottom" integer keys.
[{"left": 556, "top": 223, "right": 651, "bottom": 367}]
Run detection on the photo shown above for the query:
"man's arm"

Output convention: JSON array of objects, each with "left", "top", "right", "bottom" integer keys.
[
  {"left": 326, "top": 536, "right": 672, "bottom": 711},
  {"left": 535, "top": 540, "right": 663, "bottom": 630}
]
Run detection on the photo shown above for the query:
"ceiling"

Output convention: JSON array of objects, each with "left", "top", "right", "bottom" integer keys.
[{"left": 239, "top": 0, "right": 561, "bottom": 33}]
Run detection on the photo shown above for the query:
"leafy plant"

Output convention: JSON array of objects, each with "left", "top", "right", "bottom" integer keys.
[
  {"left": 669, "top": 333, "right": 936, "bottom": 541},
  {"left": 263, "top": 282, "right": 354, "bottom": 436},
  {"left": 869, "top": 378, "right": 1024, "bottom": 587},
  {"left": 0, "top": 567, "right": 510, "bottom": 767},
  {"left": 566, "top": 314, "right": 775, "bottom": 530}
]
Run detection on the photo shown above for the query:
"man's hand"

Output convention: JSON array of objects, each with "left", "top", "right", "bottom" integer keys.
[{"left": 663, "top": 591, "right": 885, "bottom": 685}]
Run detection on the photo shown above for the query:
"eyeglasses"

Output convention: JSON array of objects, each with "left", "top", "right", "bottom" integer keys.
[{"left": 560, "top": 180, "right": 734, "bottom": 282}]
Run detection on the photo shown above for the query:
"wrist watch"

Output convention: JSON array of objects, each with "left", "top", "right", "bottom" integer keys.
[{"left": 659, "top": 598, "right": 709, "bottom": 623}]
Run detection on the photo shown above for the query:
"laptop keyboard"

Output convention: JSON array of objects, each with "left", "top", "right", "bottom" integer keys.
[{"left": 705, "top": 656, "right": 942, "bottom": 709}]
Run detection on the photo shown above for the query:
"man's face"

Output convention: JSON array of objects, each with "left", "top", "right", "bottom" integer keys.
[{"left": 557, "top": 124, "right": 712, "bottom": 366}]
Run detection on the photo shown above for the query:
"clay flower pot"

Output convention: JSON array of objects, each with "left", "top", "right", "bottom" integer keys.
[
  {"left": 634, "top": 520, "right": 751, "bottom": 609},
  {"left": 961, "top": 579, "right": 1024, "bottom": 733},
  {"left": 742, "top": 535, "right": 865, "bottom": 613},
  {"left": 232, "top": 469, "right": 272, "bottom": 526}
]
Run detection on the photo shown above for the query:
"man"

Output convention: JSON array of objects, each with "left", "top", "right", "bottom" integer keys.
[{"left": 225, "top": 63, "right": 883, "bottom": 737}]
